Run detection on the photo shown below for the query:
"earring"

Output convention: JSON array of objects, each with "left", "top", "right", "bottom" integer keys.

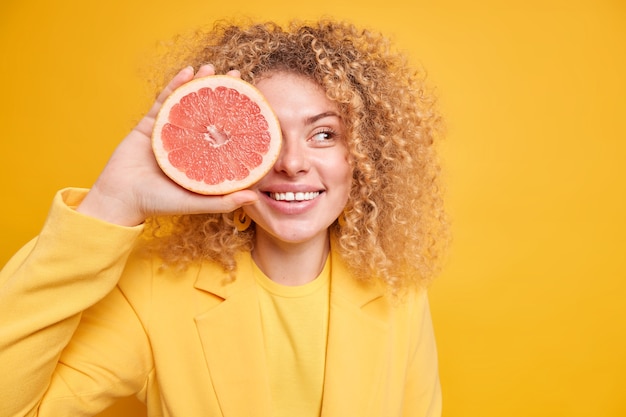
[{"left": 233, "top": 208, "right": 252, "bottom": 232}]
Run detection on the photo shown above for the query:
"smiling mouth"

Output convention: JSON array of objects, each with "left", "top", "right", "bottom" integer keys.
[{"left": 268, "top": 191, "right": 321, "bottom": 202}]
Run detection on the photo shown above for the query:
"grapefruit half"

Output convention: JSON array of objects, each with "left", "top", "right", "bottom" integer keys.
[{"left": 152, "top": 75, "right": 282, "bottom": 195}]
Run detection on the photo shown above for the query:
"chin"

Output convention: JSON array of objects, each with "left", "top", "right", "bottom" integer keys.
[{"left": 258, "top": 221, "right": 331, "bottom": 245}]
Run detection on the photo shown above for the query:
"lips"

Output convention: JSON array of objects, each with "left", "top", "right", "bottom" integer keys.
[{"left": 268, "top": 191, "right": 320, "bottom": 202}]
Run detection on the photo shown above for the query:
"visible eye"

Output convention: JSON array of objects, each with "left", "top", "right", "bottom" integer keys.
[{"left": 310, "top": 128, "right": 337, "bottom": 145}]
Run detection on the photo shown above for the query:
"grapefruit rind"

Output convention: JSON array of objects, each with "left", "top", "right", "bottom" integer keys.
[{"left": 152, "top": 75, "right": 282, "bottom": 195}]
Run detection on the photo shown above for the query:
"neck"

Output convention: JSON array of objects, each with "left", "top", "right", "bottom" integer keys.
[{"left": 252, "top": 231, "right": 330, "bottom": 286}]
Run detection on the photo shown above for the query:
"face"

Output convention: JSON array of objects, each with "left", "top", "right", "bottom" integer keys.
[{"left": 244, "top": 71, "right": 352, "bottom": 247}]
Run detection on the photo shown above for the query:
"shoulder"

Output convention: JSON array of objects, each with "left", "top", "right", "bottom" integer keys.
[{"left": 116, "top": 248, "right": 254, "bottom": 313}]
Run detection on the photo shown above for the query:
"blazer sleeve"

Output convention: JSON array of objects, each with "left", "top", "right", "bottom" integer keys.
[
  {"left": 0, "top": 188, "right": 150, "bottom": 417},
  {"left": 402, "top": 290, "right": 442, "bottom": 417}
]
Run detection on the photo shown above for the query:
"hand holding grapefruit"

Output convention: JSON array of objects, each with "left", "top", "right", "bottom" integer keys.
[{"left": 76, "top": 66, "right": 260, "bottom": 226}]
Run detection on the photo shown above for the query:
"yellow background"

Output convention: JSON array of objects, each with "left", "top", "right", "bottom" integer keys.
[{"left": 1, "top": 0, "right": 624, "bottom": 416}]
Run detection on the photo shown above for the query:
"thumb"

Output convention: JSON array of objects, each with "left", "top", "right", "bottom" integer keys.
[
  {"left": 181, "top": 189, "right": 259, "bottom": 215},
  {"left": 224, "top": 189, "right": 259, "bottom": 209}
]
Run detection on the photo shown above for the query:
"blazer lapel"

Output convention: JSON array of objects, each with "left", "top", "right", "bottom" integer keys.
[
  {"left": 321, "top": 249, "right": 391, "bottom": 416},
  {"left": 193, "top": 252, "right": 272, "bottom": 417},
  {"left": 191, "top": 247, "right": 391, "bottom": 417}
]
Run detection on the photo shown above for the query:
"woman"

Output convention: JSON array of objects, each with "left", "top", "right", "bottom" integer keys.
[{"left": 0, "top": 19, "right": 447, "bottom": 417}]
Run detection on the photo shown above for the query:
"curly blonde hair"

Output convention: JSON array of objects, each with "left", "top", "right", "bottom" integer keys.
[{"left": 144, "top": 18, "right": 448, "bottom": 292}]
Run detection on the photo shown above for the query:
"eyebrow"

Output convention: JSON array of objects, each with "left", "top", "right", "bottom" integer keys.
[{"left": 305, "top": 111, "right": 341, "bottom": 125}]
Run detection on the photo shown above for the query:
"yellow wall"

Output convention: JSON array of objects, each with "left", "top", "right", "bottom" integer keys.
[{"left": 1, "top": 1, "right": 624, "bottom": 416}]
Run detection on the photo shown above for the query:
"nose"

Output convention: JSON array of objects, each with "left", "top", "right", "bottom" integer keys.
[{"left": 272, "top": 135, "right": 310, "bottom": 176}]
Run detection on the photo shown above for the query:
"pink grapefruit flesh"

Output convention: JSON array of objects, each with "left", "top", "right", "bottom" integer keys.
[{"left": 152, "top": 75, "right": 282, "bottom": 195}]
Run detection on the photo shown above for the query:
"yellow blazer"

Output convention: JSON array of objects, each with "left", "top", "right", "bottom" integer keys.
[{"left": 0, "top": 189, "right": 441, "bottom": 417}]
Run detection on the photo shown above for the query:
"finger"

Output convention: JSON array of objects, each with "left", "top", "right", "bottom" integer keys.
[
  {"left": 146, "top": 66, "right": 195, "bottom": 119},
  {"left": 182, "top": 189, "right": 259, "bottom": 215},
  {"left": 194, "top": 64, "right": 216, "bottom": 79},
  {"left": 158, "top": 66, "right": 196, "bottom": 102},
  {"left": 226, "top": 69, "right": 242, "bottom": 78},
  {"left": 226, "top": 189, "right": 259, "bottom": 207}
]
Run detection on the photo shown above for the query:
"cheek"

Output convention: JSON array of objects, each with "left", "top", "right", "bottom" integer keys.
[{"left": 332, "top": 157, "right": 353, "bottom": 198}]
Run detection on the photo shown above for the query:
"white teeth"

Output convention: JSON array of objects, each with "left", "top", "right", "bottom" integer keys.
[{"left": 270, "top": 191, "right": 320, "bottom": 201}]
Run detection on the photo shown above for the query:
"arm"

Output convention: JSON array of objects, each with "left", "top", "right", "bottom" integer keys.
[
  {"left": 0, "top": 64, "right": 257, "bottom": 416},
  {"left": 0, "top": 189, "right": 144, "bottom": 417}
]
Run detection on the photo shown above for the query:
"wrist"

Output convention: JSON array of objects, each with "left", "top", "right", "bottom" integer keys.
[{"left": 76, "top": 187, "right": 145, "bottom": 227}]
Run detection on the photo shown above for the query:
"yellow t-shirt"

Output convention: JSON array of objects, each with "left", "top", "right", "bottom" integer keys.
[{"left": 253, "top": 258, "right": 331, "bottom": 417}]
